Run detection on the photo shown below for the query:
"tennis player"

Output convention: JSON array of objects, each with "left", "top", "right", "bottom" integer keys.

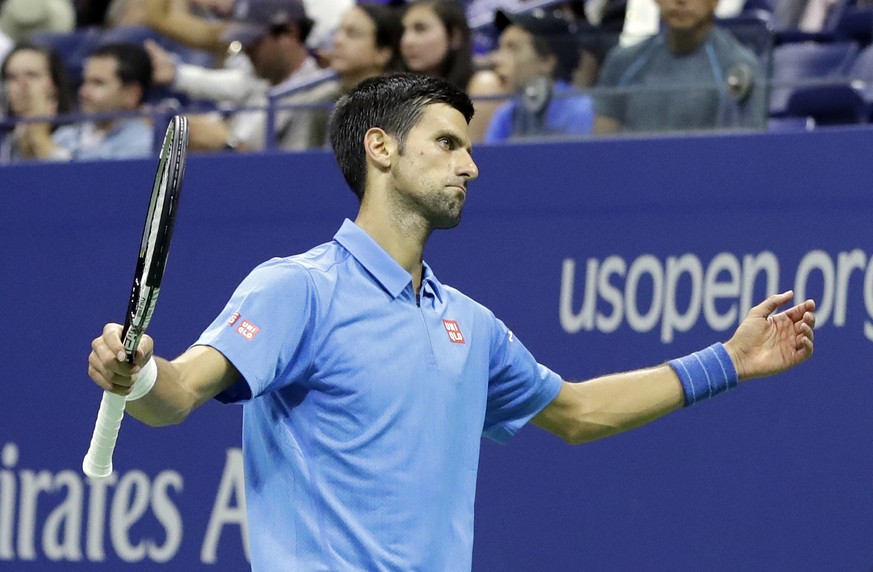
[{"left": 88, "top": 73, "right": 816, "bottom": 571}]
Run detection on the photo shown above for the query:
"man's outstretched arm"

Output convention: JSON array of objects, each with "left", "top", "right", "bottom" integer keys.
[{"left": 533, "top": 292, "right": 816, "bottom": 444}]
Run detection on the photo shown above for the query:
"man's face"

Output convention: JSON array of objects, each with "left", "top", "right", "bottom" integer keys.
[
  {"left": 656, "top": 0, "right": 718, "bottom": 33},
  {"left": 244, "top": 28, "right": 293, "bottom": 85},
  {"left": 79, "top": 56, "right": 136, "bottom": 114},
  {"left": 389, "top": 103, "right": 479, "bottom": 230},
  {"left": 493, "top": 25, "right": 554, "bottom": 92},
  {"left": 330, "top": 7, "right": 389, "bottom": 78}
]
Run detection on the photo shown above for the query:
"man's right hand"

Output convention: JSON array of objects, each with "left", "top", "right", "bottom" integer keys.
[{"left": 88, "top": 323, "right": 154, "bottom": 397}]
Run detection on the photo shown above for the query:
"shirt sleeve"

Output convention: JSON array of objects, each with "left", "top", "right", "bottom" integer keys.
[
  {"left": 482, "top": 315, "right": 563, "bottom": 444},
  {"left": 195, "top": 258, "right": 317, "bottom": 403}
]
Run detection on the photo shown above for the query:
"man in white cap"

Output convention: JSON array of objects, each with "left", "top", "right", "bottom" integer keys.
[{"left": 0, "top": 0, "right": 75, "bottom": 64}]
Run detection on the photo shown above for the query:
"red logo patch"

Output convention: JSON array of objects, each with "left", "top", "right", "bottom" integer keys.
[
  {"left": 443, "top": 320, "right": 465, "bottom": 344},
  {"left": 235, "top": 319, "right": 260, "bottom": 341},
  {"left": 228, "top": 311, "right": 241, "bottom": 326}
]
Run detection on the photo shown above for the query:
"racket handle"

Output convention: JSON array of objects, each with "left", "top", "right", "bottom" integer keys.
[{"left": 82, "top": 391, "right": 127, "bottom": 479}]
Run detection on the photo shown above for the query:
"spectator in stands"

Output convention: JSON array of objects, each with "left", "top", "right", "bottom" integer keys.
[
  {"left": 142, "top": 0, "right": 234, "bottom": 55},
  {"left": 400, "top": 0, "right": 509, "bottom": 142},
  {"left": 142, "top": 0, "right": 259, "bottom": 117},
  {"left": 329, "top": 3, "right": 403, "bottom": 91},
  {"left": 0, "top": 0, "right": 76, "bottom": 65},
  {"left": 148, "top": 0, "right": 338, "bottom": 152},
  {"left": 0, "top": 0, "right": 76, "bottom": 43},
  {"left": 594, "top": 0, "right": 767, "bottom": 134},
  {"left": 302, "top": 2, "right": 404, "bottom": 146},
  {"left": 0, "top": 43, "right": 73, "bottom": 163},
  {"left": 483, "top": 9, "right": 594, "bottom": 143},
  {"left": 49, "top": 42, "right": 154, "bottom": 160}
]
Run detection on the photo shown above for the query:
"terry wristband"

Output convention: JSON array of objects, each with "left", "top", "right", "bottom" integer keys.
[
  {"left": 668, "top": 342, "right": 738, "bottom": 407},
  {"left": 126, "top": 357, "right": 157, "bottom": 401}
]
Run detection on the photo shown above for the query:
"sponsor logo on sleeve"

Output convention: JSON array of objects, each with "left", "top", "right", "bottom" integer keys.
[{"left": 235, "top": 319, "right": 260, "bottom": 341}]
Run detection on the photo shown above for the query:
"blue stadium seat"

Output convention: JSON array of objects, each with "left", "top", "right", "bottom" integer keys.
[
  {"left": 769, "top": 40, "right": 859, "bottom": 116},
  {"left": 781, "top": 42, "right": 873, "bottom": 124},
  {"left": 834, "top": 6, "right": 873, "bottom": 46},
  {"left": 29, "top": 27, "right": 102, "bottom": 87}
]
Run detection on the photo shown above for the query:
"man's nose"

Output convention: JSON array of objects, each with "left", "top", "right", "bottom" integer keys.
[{"left": 458, "top": 151, "right": 479, "bottom": 181}]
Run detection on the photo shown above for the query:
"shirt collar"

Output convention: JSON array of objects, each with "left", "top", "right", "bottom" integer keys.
[
  {"left": 334, "top": 219, "right": 413, "bottom": 299},
  {"left": 420, "top": 260, "right": 445, "bottom": 304},
  {"left": 334, "top": 219, "right": 446, "bottom": 302}
]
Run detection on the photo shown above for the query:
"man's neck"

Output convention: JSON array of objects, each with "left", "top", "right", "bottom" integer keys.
[
  {"left": 273, "top": 50, "right": 310, "bottom": 86},
  {"left": 665, "top": 22, "right": 713, "bottom": 55},
  {"left": 93, "top": 117, "right": 119, "bottom": 133},
  {"left": 354, "top": 203, "right": 430, "bottom": 296}
]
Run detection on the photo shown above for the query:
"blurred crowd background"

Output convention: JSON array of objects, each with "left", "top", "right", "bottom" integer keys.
[{"left": 1, "top": 0, "right": 872, "bottom": 163}]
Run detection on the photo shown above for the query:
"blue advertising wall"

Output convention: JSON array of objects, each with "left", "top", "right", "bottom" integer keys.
[{"left": 1, "top": 127, "right": 872, "bottom": 570}]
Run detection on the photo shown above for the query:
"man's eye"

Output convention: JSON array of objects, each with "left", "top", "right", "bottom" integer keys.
[{"left": 438, "top": 138, "right": 452, "bottom": 149}]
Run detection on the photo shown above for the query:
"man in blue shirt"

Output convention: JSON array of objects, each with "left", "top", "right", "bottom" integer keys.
[
  {"left": 88, "top": 73, "right": 816, "bottom": 570},
  {"left": 51, "top": 43, "right": 154, "bottom": 160},
  {"left": 484, "top": 9, "right": 595, "bottom": 142}
]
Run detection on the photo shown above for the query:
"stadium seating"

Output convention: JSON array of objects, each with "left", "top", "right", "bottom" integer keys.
[
  {"left": 29, "top": 26, "right": 102, "bottom": 87},
  {"left": 768, "top": 40, "right": 860, "bottom": 116},
  {"left": 782, "top": 42, "right": 873, "bottom": 123}
]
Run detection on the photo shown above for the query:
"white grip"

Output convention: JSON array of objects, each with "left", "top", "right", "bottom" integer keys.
[{"left": 82, "top": 391, "right": 127, "bottom": 479}]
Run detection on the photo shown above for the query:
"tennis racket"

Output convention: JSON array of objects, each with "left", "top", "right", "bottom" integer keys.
[{"left": 82, "top": 115, "right": 189, "bottom": 480}]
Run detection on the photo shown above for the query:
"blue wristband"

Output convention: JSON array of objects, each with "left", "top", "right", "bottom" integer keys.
[{"left": 668, "top": 342, "right": 738, "bottom": 407}]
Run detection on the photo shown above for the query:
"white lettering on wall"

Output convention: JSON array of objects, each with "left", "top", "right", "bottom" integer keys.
[
  {"left": 561, "top": 249, "right": 873, "bottom": 343},
  {"left": 201, "top": 448, "right": 248, "bottom": 564},
  {"left": 0, "top": 443, "right": 186, "bottom": 564}
]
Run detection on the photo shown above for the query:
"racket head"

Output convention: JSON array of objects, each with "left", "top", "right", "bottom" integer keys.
[{"left": 121, "top": 115, "right": 189, "bottom": 360}]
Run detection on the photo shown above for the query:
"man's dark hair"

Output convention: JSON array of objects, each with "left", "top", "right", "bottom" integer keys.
[
  {"left": 358, "top": 3, "right": 404, "bottom": 73},
  {"left": 328, "top": 72, "right": 474, "bottom": 201},
  {"left": 90, "top": 43, "right": 153, "bottom": 105}
]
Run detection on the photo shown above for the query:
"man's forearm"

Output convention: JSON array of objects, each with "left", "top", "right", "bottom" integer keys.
[{"left": 124, "top": 357, "right": 199, "bottom": 427}]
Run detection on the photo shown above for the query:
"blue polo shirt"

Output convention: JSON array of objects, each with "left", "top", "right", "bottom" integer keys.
[{"left": 195, "top": 219, "right": 563, "bottom": 571}]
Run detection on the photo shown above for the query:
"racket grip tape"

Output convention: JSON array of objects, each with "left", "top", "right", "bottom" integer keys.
[{"left": 82, "top": 392, "right": 127, "bottom": 479}]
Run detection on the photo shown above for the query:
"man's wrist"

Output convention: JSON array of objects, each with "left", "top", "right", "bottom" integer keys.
[
  {"left": 126, "top": 357, "right": 158, "bottom": 401},
  {"left": 668, "top": 343, "right": 739, "bottom": 407}
]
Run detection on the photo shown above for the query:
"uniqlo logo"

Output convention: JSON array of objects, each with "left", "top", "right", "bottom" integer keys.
[
  {"left": 236, "top": 319, "right": 260, "bottom": 341},
  {"left": 443, "top": 320, "right": 465, "bottom": 344},
  {"left": 228, "top": 311, "right": 241, "bottom": 326}
]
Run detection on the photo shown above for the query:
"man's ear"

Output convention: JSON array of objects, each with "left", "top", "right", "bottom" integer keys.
[
  {"left": 363, "top": 127, "right": 395, "bottom": 170},
  {"left": 121, "top": 83, "right": 143, "bottom": 110},
  {"left": 539, "top": 53, "right": 557, "bottom": 78}
]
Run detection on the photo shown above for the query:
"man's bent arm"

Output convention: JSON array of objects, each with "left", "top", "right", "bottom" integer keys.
[{"left": 125, "top": 345, "right": 240, "bottom": 427}]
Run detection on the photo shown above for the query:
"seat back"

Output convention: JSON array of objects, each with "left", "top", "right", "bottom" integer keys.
[{"left": 769, "top": 40, "right": 859, "bottom": 114}]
